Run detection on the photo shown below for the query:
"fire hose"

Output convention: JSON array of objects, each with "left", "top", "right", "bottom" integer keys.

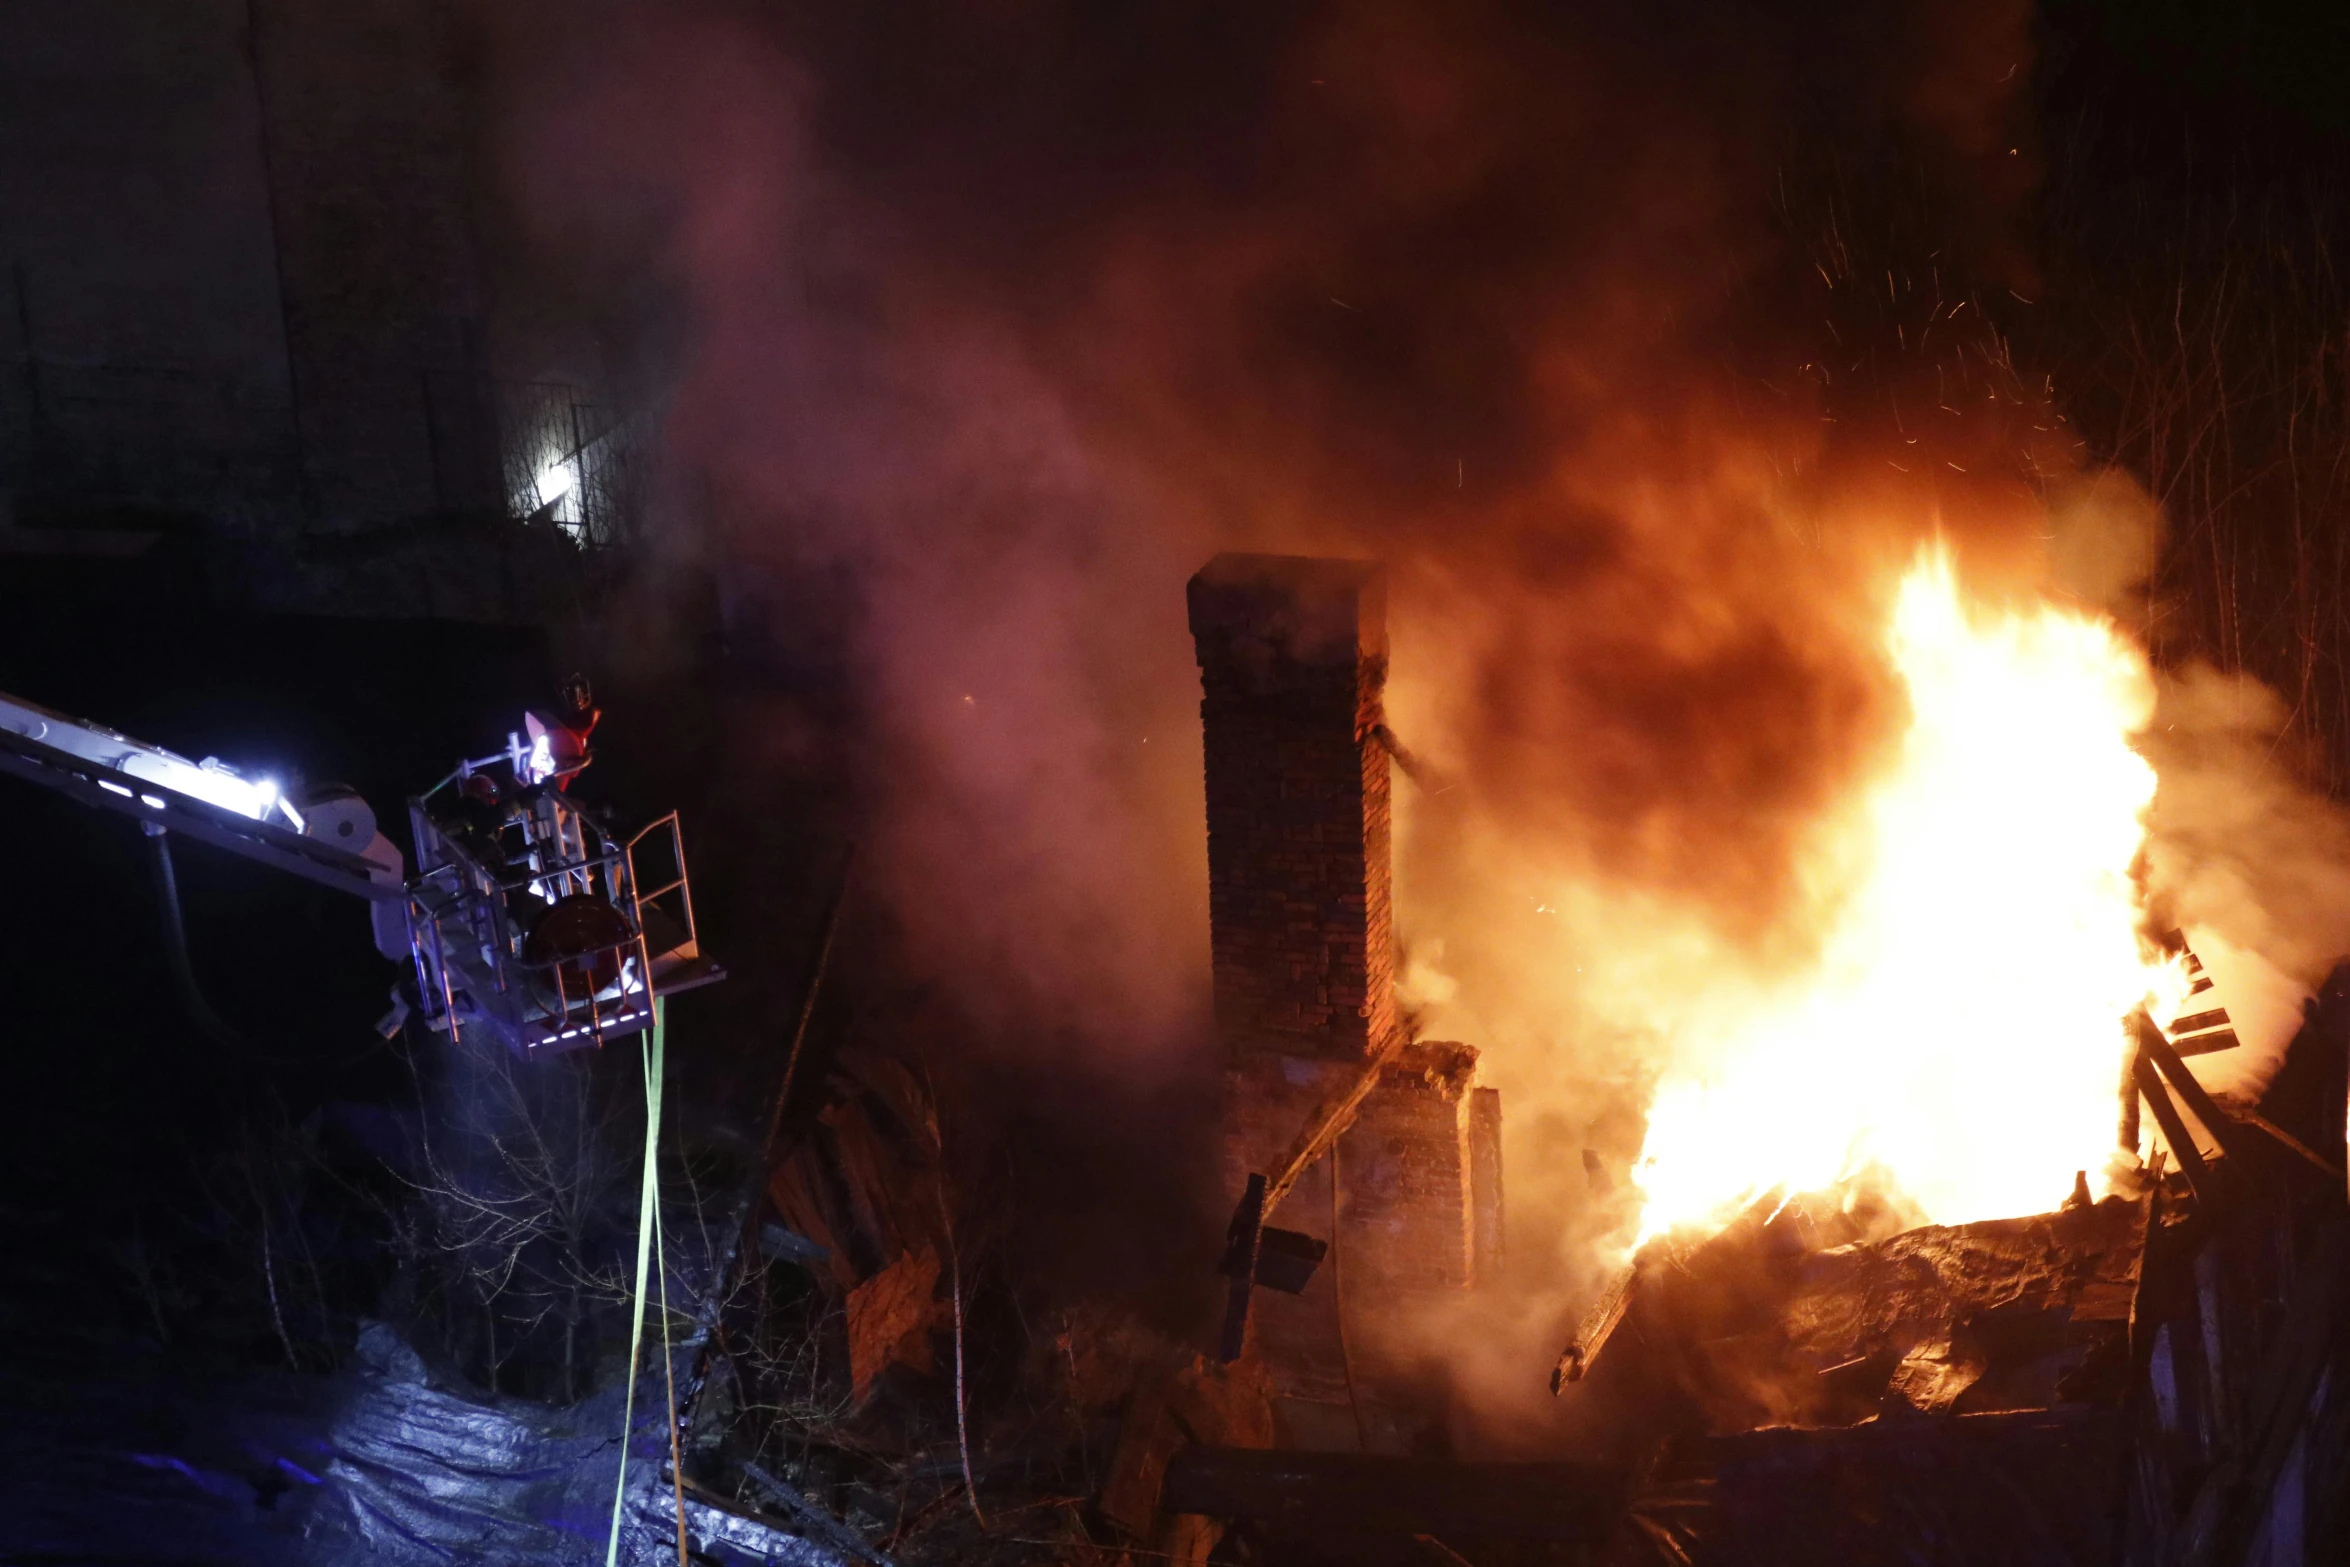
[
  {"left": 606, "top": 997, "right": 689, "bottom": 1567},
  {"left": 144, "top": 824, "right": 372, "bottom": 1069}
]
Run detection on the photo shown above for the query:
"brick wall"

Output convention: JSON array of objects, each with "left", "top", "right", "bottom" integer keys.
[
  {"left": 1340, "top": 1042, "right": 1479, "bottom": 1293},
  {"left": 1187, "top": 553, "right": 1396, "bottom": 1059},
  {"left": 1213, "top": 1041, "right": 1483, "bottom": 1446}
]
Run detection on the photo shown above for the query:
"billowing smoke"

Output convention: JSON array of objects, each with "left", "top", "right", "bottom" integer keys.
[
  {"left": 497, "top": 0, "right": 2033, "bottom": 1028},
  {"left": 484, "top": 0, "right": 2350, "bottom": 1396},
  {"left": 2050, "top": 467, "right": 2350, "bottom": 1100}
]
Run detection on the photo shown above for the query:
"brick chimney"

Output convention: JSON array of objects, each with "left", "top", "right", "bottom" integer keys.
[
  {"left": 1186, "top": 553, "right": 1397, "bottom": 1059},
  {"left": 1187, "top": 553, "right": 1502, "bottom": 1449}
]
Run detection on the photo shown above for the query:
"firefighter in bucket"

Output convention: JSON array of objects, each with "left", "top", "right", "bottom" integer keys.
[
  {"left": 405, "top": 670, "right": 694, "bottom": 1052},
  {"left": 522, "top": 672, "right": 601, "bottom": 793}
]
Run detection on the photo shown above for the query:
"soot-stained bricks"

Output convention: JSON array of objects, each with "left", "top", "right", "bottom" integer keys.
[{"left": 1187, "top": 553, "right": 1395, "bottom": 1059}]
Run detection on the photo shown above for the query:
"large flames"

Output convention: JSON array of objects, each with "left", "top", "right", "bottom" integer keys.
[{"left": 1631, "top": 547, "right": 2183, "bottom": 1241}]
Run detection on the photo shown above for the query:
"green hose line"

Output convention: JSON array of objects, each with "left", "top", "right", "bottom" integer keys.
[{"left": 607, "top": 999, "right": 667, "bottom": 1567}]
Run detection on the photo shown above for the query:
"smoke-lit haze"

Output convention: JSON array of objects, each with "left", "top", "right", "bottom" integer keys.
[{"left": 493, "top": 0, "right": 2350, "bottom": 1352}]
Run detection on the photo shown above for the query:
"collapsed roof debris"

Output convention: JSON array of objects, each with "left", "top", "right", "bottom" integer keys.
[{"left": 1522, "top": 974, "right": 2350, "bottom": 1566}]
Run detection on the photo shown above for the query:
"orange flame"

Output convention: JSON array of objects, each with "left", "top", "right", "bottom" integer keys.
[{"left": 1630, "top": 546, "right": 2180, "bottom": 1242}]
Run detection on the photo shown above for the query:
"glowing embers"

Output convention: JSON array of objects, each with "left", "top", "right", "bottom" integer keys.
[
  {"left": 1558, "top": 1187, "right": 2150, "bottom": 1428},
  {"left": 1631, "top": 547, "right": 2177, "bottom": 1242}
]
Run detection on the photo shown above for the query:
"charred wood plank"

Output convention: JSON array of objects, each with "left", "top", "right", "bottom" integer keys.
[
  {"left": 2234, "top": 1108, "right": 2344, "bottom": 1181},
  {"left": 1412, "top": 1535, "right": 1479, "bottom": 1567},
  {"left": 1551, "top": 1191, "right": 1792, "bottom": 1393},
  {"left": 2142, "top": 1017, "right": 2344, "bottom": 1179},
  {"left": 675, "top": 1475, "right": 862, "bottom": 1567},
  {"left": 1160, "top": 1448, "right": 1628, "bottom": 1543},
  {"left": 2173, "top": 1028, "right": 2241, "bottom": 1058},
  {"left": 1216, "top": 1034, "right": 1405, "bottom": 1361},
  {"left": 769, "top": 1149, "right": 860, "bottom": 1291},
  {"left": 2133, "top": 1043, "right": 2216, "bottom": 1205},
  {"left": 2139, "top": 1017, "right": 2252, "bottom": 1169},
  {"left": 1218, "top": 1222, "right": 1327, "bottom": 1295},
  {"left": 1217, "top": 1174, "right": 1267, "bottom": 1363},
  {"left": 820, "top": 1097, "right": 920, "bottom": 1265},
  {"left": 2120, "top": 1046, "right": 2143, "bottom": 1153},
  {"left": 1701, "top": 1408, "right": 2123, "bottom": 1563},
  {"left": 1263, "top": 1035, "right": 1406, "bottom": 1212},
  {"left": 1102, "top": 1357, "right": 1276, "bottom": 1538},
  {"left": 1554, "top": 1256, "right": 1645, "bottom": 1391},
  {"left": 741, "top": 1459, "right": 901, "bottom": 1567}
]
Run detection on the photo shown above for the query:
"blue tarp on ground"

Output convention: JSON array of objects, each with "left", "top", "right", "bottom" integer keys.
[{"left": 0, "top": 1322, "right": 842, "bottom": 1567}]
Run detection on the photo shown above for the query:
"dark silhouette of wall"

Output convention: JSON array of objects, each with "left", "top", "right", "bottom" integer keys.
[{"left": 0, "top": 0, "right": 499, "bottom": 557}]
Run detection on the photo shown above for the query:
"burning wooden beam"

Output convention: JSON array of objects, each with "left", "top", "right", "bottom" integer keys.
[
  {"left": 1552, "top": 1254, "right": 1646, "bottom": 1391},
  {"left": 2131, "top": 1044, "right": 2216, "bottom": 1204},
  {"left": 2136, "top": 1011, "right": 2250, "bottom": 1169},
  {"left": 2137, "top": 1008, "right": 2345, "bottom": 1182},
  {"left": 1551, "top": 1192, "right": 1798, "bottom": 1393},
  {"left": 2165, "top": 947, "right": 2242, "bottom": 1057}
]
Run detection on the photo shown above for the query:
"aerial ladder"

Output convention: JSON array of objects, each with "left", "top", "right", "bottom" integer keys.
[{"left": 0, "top": 685, "right": 721, "bottom": 1056}]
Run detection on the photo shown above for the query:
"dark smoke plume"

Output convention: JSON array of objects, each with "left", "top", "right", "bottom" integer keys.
[
  {"left": 489, "top": 2, "right": 2231, "bottom": 1349},
  {"left": 498, "top": 0, "right": 2034, "bottom": 1019}
]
